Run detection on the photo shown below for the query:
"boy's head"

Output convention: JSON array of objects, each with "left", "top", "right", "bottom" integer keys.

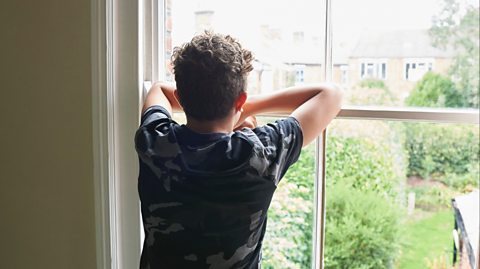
[{"left": 172, "top": 32, "right": 253, "bottom": 121}]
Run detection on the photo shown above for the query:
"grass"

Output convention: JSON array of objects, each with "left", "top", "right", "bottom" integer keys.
[{"left": 397, "top": 209, "right": 453, "bottom": 269}]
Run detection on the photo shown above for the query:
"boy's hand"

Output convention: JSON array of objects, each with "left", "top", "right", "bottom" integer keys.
[{"left": 234, "top": 116, "right": 257, "bottom": 131}]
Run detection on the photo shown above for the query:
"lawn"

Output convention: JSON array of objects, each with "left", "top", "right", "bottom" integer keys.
[{"left": 397, "top": 209, "right": 453, "bottom": 269}]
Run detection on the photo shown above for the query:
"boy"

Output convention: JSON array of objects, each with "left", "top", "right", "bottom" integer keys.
[{"left": 135, "top": 32, "right": 342, "bottom": 269}]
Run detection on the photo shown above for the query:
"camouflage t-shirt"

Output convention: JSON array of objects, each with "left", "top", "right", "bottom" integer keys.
[{"left": 135, "top": 105, "right": 303, "bottom": 269}]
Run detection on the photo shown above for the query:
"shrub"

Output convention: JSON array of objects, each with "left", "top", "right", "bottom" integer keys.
[
  {"left": 324, "top": 184, "right": 403, "bottom": 269},
  {"left": 359, "top": 79, "right": 387, "bottom": 89},
  {"left": 442, "top": 162, "right": 480, "bottom": 192},
  {"left": 408, "top": 185, "right": 457, "bottom": 210},
  {"left": 406, "top": 72, "right": 464, "bottom": 108},
  {"left": 262, "top": 146, "right": 315, "bottom": 269},
  {"left": 264, "top": 120, "right": 408, "bottom": 268},
  {"left": 350, "top": 80, "right": 398, "bottom": 106},
  {"left": 405, "top": 123, "right": 479, "bottom": 181},
  {"left": 326, "top": 135, "right": 404, "bottom": 198}
]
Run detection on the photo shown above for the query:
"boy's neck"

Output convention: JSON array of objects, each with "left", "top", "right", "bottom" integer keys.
[{"left": 185, "top": 116, "right": 235, "bottom": 134}]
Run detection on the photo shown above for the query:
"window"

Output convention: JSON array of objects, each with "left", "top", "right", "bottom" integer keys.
[
  {"left": 340, "top": 65, "right": 349, "bottom": 84},
  {"left": 404, "top": 59, "right": 434, "bottom": 81},
  {"left": 295, "top": 64, "right": 306, "bottom": 85},
  {"left": 166, "top": 2, "right": 325, "bottom": 267},
  {"left": 167, "top": 0, "right": 325, "bottom": 95},
  {"left": 325, "top": 118, "right": 479, "bottom": 268},
  {"left": 95, "top": 0, "right": 480, "bottom": 268},
  {"left": 360, "top": 60, "right": 387, "bottom": 80}
]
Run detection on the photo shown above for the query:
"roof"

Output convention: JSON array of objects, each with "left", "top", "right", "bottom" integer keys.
[
  {"left": 280, "top": 42, "right": 323, "bottom": 65},
  {"left": 350, "top": 29, "right": 456, "bottom": 59}
]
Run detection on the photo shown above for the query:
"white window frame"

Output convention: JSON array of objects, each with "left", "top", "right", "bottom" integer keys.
[
  {"left": 92, "top": 0, "right": 144, "bottom": 268},
  {"left": 92, "top": 0, "right": 480, "bottom": 268},
  {"left": 359, "top": 58, "right": 388, "bottom": 80},
  {"left": 294, "top": 64, "right": 307, "bottom": 85},
  {"left": 404, "top": 57, "right": 435, "bottom": 81}
]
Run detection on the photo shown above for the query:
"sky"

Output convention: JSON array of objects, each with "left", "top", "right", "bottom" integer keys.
[
  {"left": 171, "top": 0, "right": 442, "bottom": 39},
  {"left": 169, "top": 0, "right": 478, "bottom": 58}
]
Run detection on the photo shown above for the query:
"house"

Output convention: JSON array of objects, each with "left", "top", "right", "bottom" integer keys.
[{"left": 343, "top": 29, "right": 455, "bottom": 98}]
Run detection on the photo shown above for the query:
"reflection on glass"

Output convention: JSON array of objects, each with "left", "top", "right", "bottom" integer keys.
[{"left": 325, "top": 119, "right": 479, "bottom": 268}]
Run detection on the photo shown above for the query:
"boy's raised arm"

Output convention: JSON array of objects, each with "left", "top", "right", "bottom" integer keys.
[
  {"left": 242, "top": 84, "right": 343, "bottom": 147},
  {"left": 142, "top": 82, "right": 183, "bottom": 115}
]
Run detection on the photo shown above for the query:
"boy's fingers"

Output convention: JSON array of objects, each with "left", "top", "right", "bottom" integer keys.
[
  {"left": 234, "top": 116, "right": 257, "bottom": 130},
  {"left": 243, "top": 116, "right": 257, "bottom": 128}
]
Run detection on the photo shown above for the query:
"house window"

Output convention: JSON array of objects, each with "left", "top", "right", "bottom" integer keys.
[
  {"left": 295, "top": 64, "right": 306, "bottom": 85},
  {"left": 360, "top": 61, "right": 387, "bottom": 80},
  {"left": 404, "top": 59, "right": 434, "bottom": 81},
  {"left": 340, "top": 65, "right": 349, "bottom": 84}
]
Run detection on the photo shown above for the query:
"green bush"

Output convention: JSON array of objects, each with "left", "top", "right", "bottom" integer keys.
[
  {"left": 350, "top": 80, "right": 399, "bottom": 106},
  {"left": 405, "top": 123, "right": 479, "bottom": 181},
  {"left": 442, "top": 162, "right": 480, "bottom": 191},
  {"left": 324, "top": 184, "right": 403, "bottom": 269},
  {"left": 406, "top": 72, "right": 464, "bottom": 108},
  {"left": 408, "top": 185, "right": 457, "bottom": 210},
  {"left": 262, "top": 146, "right": 315, "bottom": 269},
  {"left": 359, "top": 79, "right": 387, "bottom": 89},
  {"left": 263, "top": 119, "right": 409, "bottom": 268},
  {"left": 326, "top": 135, "right": 404, "bottom": 198}
]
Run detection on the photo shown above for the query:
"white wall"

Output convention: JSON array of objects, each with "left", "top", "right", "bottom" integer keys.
[{"left": 0, "top": 0, "right": 97, "bottom": 268}]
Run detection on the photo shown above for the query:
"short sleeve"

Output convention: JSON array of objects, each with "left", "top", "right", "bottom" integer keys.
[
  {"left": 140, "top": 105, "right": 172, "bottom": 126},
  {"left": 251, "top": 117, "right": 303, "bottom": 185},
  {"left": 135, "top": 105, "right": 175, "bottom": 157}
]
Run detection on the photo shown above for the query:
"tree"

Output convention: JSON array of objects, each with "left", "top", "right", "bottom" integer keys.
[
  {"left": 406, "top": 72, "right": 464, "bottom": 108},
  {"left": 429, "top": 0, "right": 479, "bottom": 108}
]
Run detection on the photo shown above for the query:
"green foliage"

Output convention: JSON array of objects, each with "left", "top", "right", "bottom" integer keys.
[
  {"left": 359, "top": 79, "right": 387, "bottom": 89},
  {"left": 429, "top": 0, "right": 479, "bottom": 108},
  {"left": 324, "top": 184, "right": 403, "bottom": 269},
  {"left": 350, "top": 80, "right": 399, "bottom": 106},
  {"left": 442, "top": 162, "right": 480, "bottom": 192},
  {"left": 262, "top": 146, "right": 315, "bottom": 269},
  {"left": 326, "top": 136, "right": 403, "bottom": 197},
  {"left": 408, "top": 185, "right": 457, "bottom": 210},
  {"left": 264, "top": 128, "right": 408, "bottom": 268},
  {"left": 405, "top": 123, "right": 479, "bottom": 180},
  {"left": 406, "top": 72, "right": 464, "bottom": 108}
]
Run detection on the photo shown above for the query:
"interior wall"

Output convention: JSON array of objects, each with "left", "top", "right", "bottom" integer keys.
[{"left": 0, "top": 0, "right": 97, "bottom": 268}]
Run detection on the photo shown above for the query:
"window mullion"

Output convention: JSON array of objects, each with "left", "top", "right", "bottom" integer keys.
[
  {"left": 313, "top": 0, "right": 332, "bottom": 269},
  {"left": 313, "top": 129, "right": 328, "bottom": 269}
]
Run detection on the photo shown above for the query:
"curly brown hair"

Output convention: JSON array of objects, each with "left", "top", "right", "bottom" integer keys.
[{"left": 172, "top": 32, "right": 253, "bottom": 121}]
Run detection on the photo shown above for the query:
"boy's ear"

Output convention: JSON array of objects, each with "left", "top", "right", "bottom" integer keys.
[{"left": 235, "top": 92, "right": 247, "bottom": 112}]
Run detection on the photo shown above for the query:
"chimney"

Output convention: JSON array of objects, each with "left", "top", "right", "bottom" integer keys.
[
  {"left": 194, "top": 10, "right": 214, "bottom": 33},
  {"left": 293, "top": 31, "right": 304, "bottom": 44}
]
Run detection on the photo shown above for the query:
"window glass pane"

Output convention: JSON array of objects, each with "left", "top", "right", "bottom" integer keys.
[
  {"left": 382, "top": 63, "right": 386, "bottom": 79},
  {"left": 259, "top": 115, "right": 315, "bottom": 268},
  {"left": 166, "top": 0, "right": 326, "bottom": 97},
  {"left": 332, "top": 0, "right": 480, "bottom": 109},
  {"left": 325, "top": 119, "right": 479, "bottom": 268},
  {"left": 167, "top": 2, "right": 323, "bottom": 266}
]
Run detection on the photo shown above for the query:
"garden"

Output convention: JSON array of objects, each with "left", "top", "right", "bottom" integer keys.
[
  {"left": 261, "top": 1, "right": 478, "bottom": 266},
  {"left": 261, "top": 117, "right": 478, "bottom": 269},
  {"left": 261, "top": 38, "right": 478, "bottom": 269}
]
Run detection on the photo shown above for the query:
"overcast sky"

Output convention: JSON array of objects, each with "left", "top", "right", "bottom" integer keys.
[{"left": 170, "top": 0, "right": 478, "bottom": 55}]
